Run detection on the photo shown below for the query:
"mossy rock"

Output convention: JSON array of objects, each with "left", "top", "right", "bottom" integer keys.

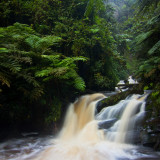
[{"left": 97, "top": 85, "right": 143, "bottom": 112}]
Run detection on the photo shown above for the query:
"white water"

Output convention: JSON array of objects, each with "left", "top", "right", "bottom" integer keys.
[
  {"left": 0, "top": 93, "right": 160, "bottom": 160},
  {"left": 96, "top": 94, "right": 147, "bottom": 144}
]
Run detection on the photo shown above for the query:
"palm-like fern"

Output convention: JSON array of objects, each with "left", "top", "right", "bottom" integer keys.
[
  {"left": 0, "top": 22, "right": 88, "bottom": 100},
  {"left": 0, "top": 23, "right": 45, "bottom": 98},
  {"left": 25, "top": 35, "right": 62, "bottom": 53},
  {"left": 35, "top": 55, "right": 87, "bottom": 91}
]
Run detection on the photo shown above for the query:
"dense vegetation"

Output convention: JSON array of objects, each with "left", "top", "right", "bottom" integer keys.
[
  {"left": 118, "top": 0, "right": 160, "bottom": 116},
  {"left": 0, "top": 0, "right": 159, "bottom": 133},
  {"left": 0, "top": 0, "right": 128, "bottom": 131}
]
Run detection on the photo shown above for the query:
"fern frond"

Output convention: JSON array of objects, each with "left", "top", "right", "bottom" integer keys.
[
  {"left": 57, "top": 69, "right": 76, "bottom": 80},
  {"left": 35, "top": 67, "right": 54, "bottom": 77},
  {"left": 84, "top": 0, "right": 94, "bottom": 17},
  {"left": 71, "top": 56, "right": 88, "bottom": 62},
  {"left": 35, "top": 36, "right": 62, "bottom": 49},
  {"left": 30, "top": 87, "right": 44, "bottom": 100},
  {"left": 74, "top": 76, "right": 86, "bottom": 91},
  {"left": 12, "top": 23, "right": 35, "bottom": 34},
  {"left": 8, "top": 55, "right": 32, "bottom": 64},
  {"left": 17, "top": 86, "right": 44, "bottom": 100},
  {"left": 0, "top": 72, "right": 10, "bottom": 87},
  {"left": 51, "top": 67, "right": 68, "bottom": 78},
  {"left": 57, "top": 56, "right": 87, "bottom": 68},
  {"left": 35, "top": 67, "right": 67, "bottom": 79},
  {"left": 41, "top": 55, "right": 60, "bottom": 61},
  {"left": 0, "top": 60, "right": 21, "bottom": 73},
  {"left": 135, "top": 30, "right": 154, "bottom": 44},
  {"left": 25, "top": 35, "right": 41, "bottom": 49},
  {"left": 148, "top": 40, "right": 160, "bottom": 55},
  {"left": 17, "top": 73, "right": 40, "bottom": 87},
  {"left": 57, "top": 57, "right": 76, "bottom": 68}
]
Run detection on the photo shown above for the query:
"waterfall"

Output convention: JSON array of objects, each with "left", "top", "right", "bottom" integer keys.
[
  {"left": 114, "top": 98, "right": 145, "bottom": 143},
  {"left": 34, "top": 93, "right": 149, "bottom": 160},
  {"left": 97, "top": 94, "right": 147, "bottom": 144},
  {"left": 58, "top": 93, "right": 105, "bottom": 140}
]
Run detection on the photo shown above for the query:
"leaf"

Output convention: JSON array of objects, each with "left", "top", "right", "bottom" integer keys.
[
  {"left": 25, "top": 35, "right": 40, "bottom": 49},
  {"left": 74, "top": 76, "right": 86, "bottom": 91},
  {"left": 35, "top": 36, "right": 62, "bottom": 49},
  {"left": 30, "top": 87, "right": 44, "bottom": 100},
  {"left": 90, "top": 28, "right": 99, "bottom": 33},
  {"left": 17, "top": 73, "right": 40, "bottom": 87},
  {"left": 35, "top": 67, "right": 53, "bottom": 77},
  {"left": 35, "top": 67, "right": 67, "bottom": 78},
  {"left": 0, "top": 48, "right": 9, "bottom": 53},
  {"left": 144, "top": 86, "right": 149, "bottom": 90},
  {"left": 84, "top": 0, "right": 94, "bottom": 17},
  {"left": 41, "top": 55, "right": 60, "bottom": 61},
  {"left": 0, "top": 72, "right": 10, "bottom": 87},
  {"left": 135, "top": 30, "right": 154, "bottom": 44},
  {"left": 148, "top": 40, "right": 160, "bottom": 55}
]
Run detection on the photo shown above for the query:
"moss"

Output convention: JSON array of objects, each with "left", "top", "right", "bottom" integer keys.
[{"left": 97, "top": 84, "right": 143, "bottom": 112}]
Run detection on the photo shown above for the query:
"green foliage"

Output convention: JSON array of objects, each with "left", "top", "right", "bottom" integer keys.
[
  {"left": 25, "top": 35, "right": 62, "bottom": 52},
  {"left": 137, "top": 0, "right": 160, "bottom": 14},
  {"left": 118, "top": 0, "right": 160, "bottom": 118},
  {"left": 84, "top": 0, "right": 105, "bottom": 22},
  {"left": 135, "top": 30, "right": 154, "bottom": 45},
  {"left": 150, "top": 84, "right": 160, "bottom": 116},
  {"left": 0, "top": 22, "right": 87, "bottom": 128},
  {"left": 0, "top": 0, "right": 129, "bottom": 129},
  {"left": 148, "top": 40, "right": 160, "bottom": 55},
  {"left": 45, "top": 97, "right": 62, "bottom": 124},
  {"left": 35, "top": 55, "right": 87, "bottom": 91},
  {"left": 0, "top": 23, "right": 41, "bottom": 97}
]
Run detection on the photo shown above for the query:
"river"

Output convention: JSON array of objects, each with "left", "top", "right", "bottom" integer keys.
[{"left": 0, "top": 93, "right": 160, "bottom": 160}]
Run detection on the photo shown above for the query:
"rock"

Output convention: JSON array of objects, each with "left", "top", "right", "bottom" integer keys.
[
  {"left": 140, "top": 117, "right": 160, "bottom": 150},
  {"left": 21, "top": 132, "right": 39, "bottom": 137},
  {"left": 97, "top": 85, "right": 143, "bottom": 113},
  {"left": 98, "top": 119, "right": 117, "bottom": 129}
]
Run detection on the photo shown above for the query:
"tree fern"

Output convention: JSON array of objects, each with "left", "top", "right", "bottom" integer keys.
[
  {"left": 35, "top": 55, "right": 87, "bottom": 91},
  {"left": 25, "top": 35, "right": 41, "bottom": 49},
  {"left": 148, "top": 40, "right": 160, "bottom": 55},
  {"left": 135, "top": 30, "right": 154, "bottom": 45},
  {"left": 25, "top": 35, "right": 62, "bottom": 50}
]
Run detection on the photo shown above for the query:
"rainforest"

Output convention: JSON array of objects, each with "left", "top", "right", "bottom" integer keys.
[{"left": 0, "top": 0, "right": 160, "bottom": 159}]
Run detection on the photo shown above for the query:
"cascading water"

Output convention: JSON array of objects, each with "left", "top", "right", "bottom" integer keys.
[
  {"left": 97, "top": 94, "right": 147, "bottom": 144},
  {"left": 33, "top": 93, "right": 158, "bottom": 160},
  {"left": 0, "top": 93, "right": 160, "bottom": 160}
]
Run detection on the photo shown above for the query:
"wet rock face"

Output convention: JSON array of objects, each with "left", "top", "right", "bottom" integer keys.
[
  {"left": 98, "top": 119, "right": 117, "bottom": 129},
  {"left": 141, "top": 117, "right": 160, "bottom": 150},
  {"left": 142, "top": 94, "right": 160, "bottom": 151},
  {"left": 97, "top": 87, "right": 143, "bottom": 113}
]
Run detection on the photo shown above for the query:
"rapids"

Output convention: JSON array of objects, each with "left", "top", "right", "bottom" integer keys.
[{"left": 0, "top": 93, "right": 160, "bottom": 160}]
